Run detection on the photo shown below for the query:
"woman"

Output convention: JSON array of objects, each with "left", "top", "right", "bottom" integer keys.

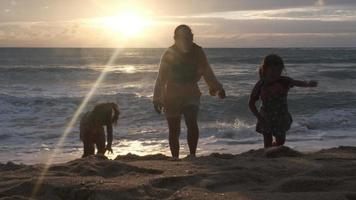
[{"left": 153, "top": 24, "right": 226, "bottom": 160}]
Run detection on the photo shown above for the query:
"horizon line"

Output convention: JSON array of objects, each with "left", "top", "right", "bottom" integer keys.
[{"left": 0, "top": 46, "right": 355, "bottom": 49}]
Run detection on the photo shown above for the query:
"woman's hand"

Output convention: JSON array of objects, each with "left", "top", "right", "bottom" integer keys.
[
  {"left": 153, "top": 101, "right": 163, "bottom": 114},
  {"left": 218, "top": 88, "right": 226, "bottom": 99}
]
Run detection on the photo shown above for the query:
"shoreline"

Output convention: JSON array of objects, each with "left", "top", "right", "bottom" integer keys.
[
  {"left": 1, "top": 145, "right": 356, "bottom": 200},
  {"left": 3, "top": 136, "right": 356, "bottom": 165}
]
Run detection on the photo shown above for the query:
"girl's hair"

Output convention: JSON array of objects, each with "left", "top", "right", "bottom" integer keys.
[
  {"left": 111, "top": 103, "right": 120, "bottom": 126},
  {"left": 259, "top": 54, "right": 285, "bottom": 79},
  {"left": 91, "top": 103, "right": 120, "bottom": 126}
]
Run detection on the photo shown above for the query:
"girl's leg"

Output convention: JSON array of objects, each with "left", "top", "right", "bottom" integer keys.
[
  {"left": 96, "top": 126, "right": 106, "bottom": 155},
  {"left": 274, "top": 133, "right": 286, "bottom": 146},
  {"left": 83, "top": 139, "right": 95, "bottom": 157},
  {"left": 263, "top": 133, "right": 273, "bottom": 148},
  {"left": 182, "top": 105, "right": 199, "bottom": 156},
  {"left": 81, "top": 129, "right": 95, "bottom": 157},
  {"left": 166, "top": 116, "right": 181, "bottom": 158}
]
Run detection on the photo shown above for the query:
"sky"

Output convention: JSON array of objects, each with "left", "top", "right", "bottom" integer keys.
[{"left": 0, "top": 0, "right": 356, "bottom": 47}]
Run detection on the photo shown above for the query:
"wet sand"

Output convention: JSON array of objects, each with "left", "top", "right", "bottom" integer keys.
[{"left": 1, "top": 146, "right": 356, "bottom": 200}]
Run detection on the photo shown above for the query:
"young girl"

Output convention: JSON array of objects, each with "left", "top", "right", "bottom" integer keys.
[
  {"left": 249, "top": 54, "right": 317, "bottom": 148},
  {"left": 80, "top": 103, "right": 120, "bottom": 157}
]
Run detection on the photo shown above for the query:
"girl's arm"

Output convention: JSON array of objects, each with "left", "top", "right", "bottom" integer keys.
[
  {"left": 249, "top": 98, "right": 265, "bottom": 124},
  {"left": 249, "top": 98, "right": 260, "bottom": 119},
  {"left": 249, "top": 81, "right": 263, "bottom": 120},
  {"left": 106, "top": 124, "right": 113, "bottom": 153},
  {"left": 292, "top": 79, "right": 318, "bottom": 87}
]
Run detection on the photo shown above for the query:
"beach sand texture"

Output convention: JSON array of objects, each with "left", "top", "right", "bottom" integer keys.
[{"left": 1, "top": 146, "right": 356, "bottom": 200}]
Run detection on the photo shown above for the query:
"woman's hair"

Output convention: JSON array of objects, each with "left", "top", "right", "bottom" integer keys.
[
  {"left": 259, "top": 54, "right": 285, "bottom": 79},
  {"left": 174, "top": 24, "right": 192, "bottom": 37}
]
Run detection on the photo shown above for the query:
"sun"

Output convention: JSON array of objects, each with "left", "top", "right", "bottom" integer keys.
[{"left": 101, "top": 11, "right": 150, "bottom": 38}]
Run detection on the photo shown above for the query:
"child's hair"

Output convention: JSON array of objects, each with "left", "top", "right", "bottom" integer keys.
[
  {"left": 91, "top": 102, "right": 120, "bottom": 126},
  {"left": 259, "top": 54, "right": 285, "bottom": 79},
  {"left": 111, "top": 103, "right": 120, "bottom": 126}
]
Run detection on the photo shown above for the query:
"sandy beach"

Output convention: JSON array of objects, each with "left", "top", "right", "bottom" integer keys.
[{"left": 1, "top": 146, "right": 356, "bottom": 200}]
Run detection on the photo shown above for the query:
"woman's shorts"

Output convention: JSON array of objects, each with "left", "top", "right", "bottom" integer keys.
[{"left": 164, "top": 96, "right": 200, "bottom": 118}]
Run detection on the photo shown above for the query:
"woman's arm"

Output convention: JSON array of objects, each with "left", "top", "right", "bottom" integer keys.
[
  {"left": 153, "top": 52, "right": 169, "bottom": 113},
  {"left": 292, "top": 79, "right": 318, "bottom": 87},
  {"left": 200, "top": 49, "right": 225, "bottom": 98},
  {"left": 153, "top": 59, "right": 166, "bottom": 103}
]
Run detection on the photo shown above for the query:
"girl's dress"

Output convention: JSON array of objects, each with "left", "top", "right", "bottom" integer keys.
[{"left": 250, "top": 76, "right": 294, "bottom": 138}]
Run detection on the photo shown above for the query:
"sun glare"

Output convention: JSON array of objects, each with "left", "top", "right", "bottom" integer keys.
[{"left": 101, "top": 11, "right": 150, "bottom": 38}]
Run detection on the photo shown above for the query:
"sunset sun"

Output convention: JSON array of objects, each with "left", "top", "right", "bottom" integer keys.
[{"left": 101, "top": 11, "right": 150, "bottom": 38}]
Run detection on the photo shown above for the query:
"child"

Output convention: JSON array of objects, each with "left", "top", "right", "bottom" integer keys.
[
  {"left": 80, "top": 103, "right": 120, "bottom": 157},
  {"left": 249, "top": 54, "right": 317, "bottom": 148}
]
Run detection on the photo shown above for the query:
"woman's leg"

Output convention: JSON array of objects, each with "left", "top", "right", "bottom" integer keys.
[
  {"left": 182, "top": 106, "right": 199, "bottom": 156},
  {"left": 166, "top": 116, "right": 181, "bottom": 158},
  {"left": 263, "top": 133, "right": 273, "bottom": 148}
]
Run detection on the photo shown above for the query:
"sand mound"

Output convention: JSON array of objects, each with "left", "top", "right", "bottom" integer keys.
[
  {"left": 49, "top": 156, "right": 163, "bottom": 178},
  {"left": 318, "top": 146, "right": 356, "bottom": 154},
  {"left": 207, "top": 153, "right": 236, "bottom": 159},
  {"left": 240, "top": 146, "right": 303, "bottom": 158},
  {"left": 115, "top": 153, "right": 169, "bottom": 161},
  {"left": 310, "top": 146, "right": 356, "bottom": 161}
]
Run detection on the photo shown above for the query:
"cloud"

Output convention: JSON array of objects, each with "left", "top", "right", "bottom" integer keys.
[
  {"left": 193, "top": 5, "right": 356, "bottom": 22},
  {"left": 315, "top": 0, "right": 325, "bottom": 6},
  {"left": 197, "top": 32, "right": 356, "bottom": 47},
  {"left": 1, "top": 0, "right": 356, "bottom": 22},
  {"left": 0, "top": 0, "right": 356, "bottom": 47},
  {"left": 0, "top": 21, "right": 99, "bottom": 47},
  {"left": 1, "top": 14, "right": 355, "bottom": 48}
]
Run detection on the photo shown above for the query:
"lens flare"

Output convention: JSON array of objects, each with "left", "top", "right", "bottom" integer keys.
[{"left": 30, "top": 48, "right": 123, "bottom": 198}]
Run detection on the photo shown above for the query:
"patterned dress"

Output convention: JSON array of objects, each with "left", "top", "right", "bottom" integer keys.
[{"left": 251, "top": 76, "right": 294, "bottom": 138}]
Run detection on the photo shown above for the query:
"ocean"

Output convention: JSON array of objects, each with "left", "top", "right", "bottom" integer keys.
[{"left": 1, "top": 47, "right": 355, "bottom": 164}]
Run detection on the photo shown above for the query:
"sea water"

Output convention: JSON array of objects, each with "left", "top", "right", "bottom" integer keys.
[{"left": 0, "top": 48, "right": 355, "bottom": 163}]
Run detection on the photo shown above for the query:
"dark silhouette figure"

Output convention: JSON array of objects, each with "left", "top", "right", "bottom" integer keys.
[
  {"left": 249, "top": 54, "right": 318, "bottom": 148},
  {"left": 153, "top": 24, "right": 226, "bottom": 160},
  {"left": 80, "top": 103, "right": 120, "bottom": 157}
]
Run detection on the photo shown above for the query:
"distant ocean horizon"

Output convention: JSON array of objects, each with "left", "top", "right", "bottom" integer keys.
[
  {"left": 1, "top": 47, "right": 355, "bottom": 164},
  {"left": 1, "top": 47, "right": 356, "bottom": 49}
]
